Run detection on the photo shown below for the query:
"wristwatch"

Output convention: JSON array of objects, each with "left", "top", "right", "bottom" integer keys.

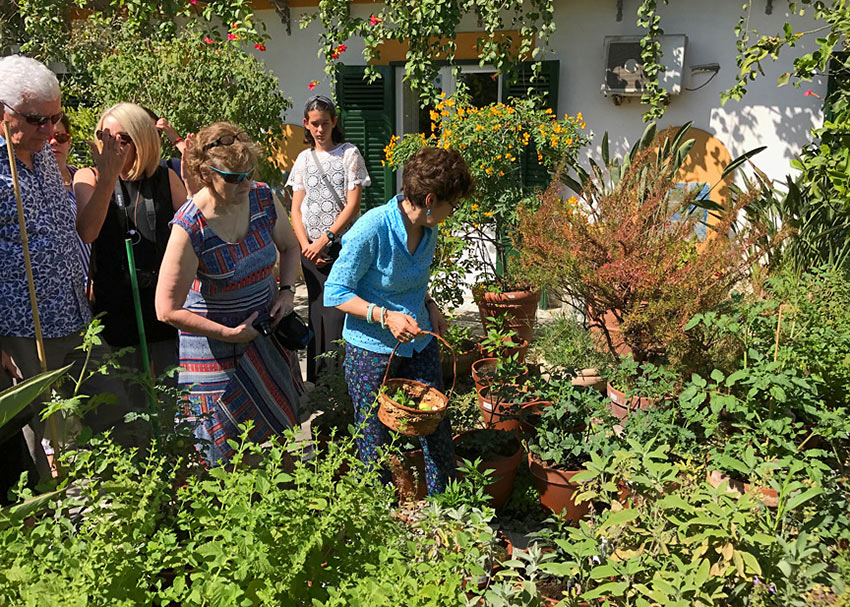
[
  {"left": 325, "top": 229, "right": 336, "bottom": 243},
  {"left": 280, "top": 284, "right": 296, "bottom": 294}
]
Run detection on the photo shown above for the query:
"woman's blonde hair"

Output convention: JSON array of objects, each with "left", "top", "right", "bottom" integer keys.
[
  {"left": 183, "top": 121, "right": 259, "bottom": 186},
  {"left": 95, "top": 102, "right": 160, "bottom": 181}
]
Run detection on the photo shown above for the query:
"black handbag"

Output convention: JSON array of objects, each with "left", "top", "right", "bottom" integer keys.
[{"left": 274, "top": 310, "right": 312, "bottom": 350}]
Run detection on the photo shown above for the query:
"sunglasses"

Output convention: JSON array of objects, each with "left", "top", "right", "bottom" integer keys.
[
  {"left": 51, "top": 132, "right": 71, "bottom": 144},
  {"left": 95, "top": 129, "right": 133, "bottom": 146},
  {"left": 2, "top": 101, "right": 64, "bottom": 126},
  {"left": 202, "top": 132, "right": 248, "bottom": 152},
  {"left": 209, "top": 166, "right": 255, "bottom": 184}
]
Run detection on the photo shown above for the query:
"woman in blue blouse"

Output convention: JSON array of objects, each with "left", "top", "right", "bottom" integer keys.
[{"left": 324, "top": 147, "right": 474, "bottom": 495}]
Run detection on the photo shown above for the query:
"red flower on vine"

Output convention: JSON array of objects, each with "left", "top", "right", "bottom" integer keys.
[
  {"left": 203, "top": 36, "right": 215, "bottom": 44},
  {"left": 369, "top": 14, "right": 381, "bottom": 26},
  {"left": 227, "top": 33, "right": 239, "bottom": 41},
  {"left": 337, "top": 44, "right": 347, "bottom": 54},
  {"left": 331, "top": 51, "right": 340, "bottom": 59},
  {"left": 254, "top": 43, "right": 267, "bottom": 51},
  {"left": 189, "top": 0, "right": 197, "bottom": 4},
  {"left": 804, "top": 89, "right": 821, "bottom": 98},
  {"left": 308, "top": 80, "right": 320, "bottom": 90}
]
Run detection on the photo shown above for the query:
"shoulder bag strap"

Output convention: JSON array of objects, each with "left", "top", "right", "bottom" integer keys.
[{"left": 310, "top": 149, "right": 346, "bottom": 209}]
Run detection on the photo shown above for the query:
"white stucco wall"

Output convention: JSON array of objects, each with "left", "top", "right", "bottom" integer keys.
[{"left": 252, "top": 0, "right": 827, "bottom": 181}]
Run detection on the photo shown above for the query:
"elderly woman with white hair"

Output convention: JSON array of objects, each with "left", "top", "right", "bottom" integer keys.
[
  {"left": 74, "top": 103, "right": 187, "bottom": 395},
  {"left": 0, "top": 56, "right": 91, "bottom": 497}
]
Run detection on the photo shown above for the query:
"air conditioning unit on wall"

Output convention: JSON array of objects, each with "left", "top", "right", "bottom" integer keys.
[{"left": 602, "top": 34, "right": 687, "bottom": 98}]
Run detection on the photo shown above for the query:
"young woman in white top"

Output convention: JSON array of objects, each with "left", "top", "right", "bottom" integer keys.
[{"left": 286, "top": 95, "right": 370, "bottom": 382}]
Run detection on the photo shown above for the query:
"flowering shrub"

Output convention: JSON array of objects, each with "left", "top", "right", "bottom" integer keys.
[
  {"left": 385, "top": 93, "right": 589, "bottom": 300},
  {"left": 517, "top": 125, "right": 774, "bottom": 367}
]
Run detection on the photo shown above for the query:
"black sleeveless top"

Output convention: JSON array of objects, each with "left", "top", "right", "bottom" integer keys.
[{"left": 91, "top": 165, "right": 177, "bottom": 347}]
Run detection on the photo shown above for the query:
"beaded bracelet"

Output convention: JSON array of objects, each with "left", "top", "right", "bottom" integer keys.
[
  {"left": 380, "top": 306, "right": 388, "bottom": 329},
  {"left": 366, "top": 302, "right": 376, "bottom": 324}
]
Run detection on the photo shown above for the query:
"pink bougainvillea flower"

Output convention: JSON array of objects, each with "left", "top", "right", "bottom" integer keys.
[
  {"left": 204, "top": 36, "right": 215, "bottom": 44},
  {"left": 337, "top": 44, "right": 347, "bottom": 53},
  {"left": 227, "top": 33, "right": 239, "bottom": 41},
  {"left": 370, "top": 14, "right": 381, "bottom": 26},
  {"left": 254, "top": 43, "right": 267, "bottom": 51},
  {"left": 308, "top": 80, "right": 319, "bottom": 90},
  {"left": 803, "top": 89, "right": 821, "bottom": 98},
  {"left": 189, "top": 0, "right": 197, "bottom": 4}
]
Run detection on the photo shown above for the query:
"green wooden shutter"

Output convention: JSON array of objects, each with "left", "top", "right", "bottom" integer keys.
[
  {"left": 501, "top": 60, "right": 560, "bottom": 190},
  {"left": 336, "top": 64, "right": 395, "bottom": 211}
]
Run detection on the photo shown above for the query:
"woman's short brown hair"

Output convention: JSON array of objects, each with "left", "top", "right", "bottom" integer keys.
[
  {"left": 183, "top": 121, "right": 259, "bottom": 186},
  {"left": 402, "top": 147, "right": 474, "bottom": 208}
]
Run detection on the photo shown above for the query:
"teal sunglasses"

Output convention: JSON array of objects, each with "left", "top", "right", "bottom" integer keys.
[{"left": 209, "top": 165, "right": 255, "bottom": 184}]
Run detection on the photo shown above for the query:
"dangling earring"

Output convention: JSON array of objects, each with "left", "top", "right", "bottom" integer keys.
[{"left": 426, "top": 208, "right": 431, "bottom": 216}]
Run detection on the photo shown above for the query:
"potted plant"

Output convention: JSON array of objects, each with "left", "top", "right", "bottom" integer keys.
[
  {"left": 477, "top": 314, "right": 529, "bottom": 362},
  {"left": 524, "top": 385, "right": 610, "bottom": 521},
  {"left": 517, "top": 122, "right": 772, "bottom": 367},
  {"left": 384, "top": 92, "right": 590, "bottom": 341},
  {"left": 531, "top": 313, "right": 614, "bottom": 392},
  {"left": 453, "top": 428, "right": 524, "bottom": 508},
  {"left": 604, "top": 356, "right": 678, "bottom": 420},
  {"left": 440, "top": 322, "right": 478, "bottom": 380}
]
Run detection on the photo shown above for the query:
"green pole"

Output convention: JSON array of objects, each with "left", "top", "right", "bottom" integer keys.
[{"left": 124, "top": 238, "right": 158, "bottom": 433}]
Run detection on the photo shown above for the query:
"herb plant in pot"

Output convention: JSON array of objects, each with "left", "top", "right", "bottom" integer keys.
[
  {"left": 525, "top": 385, "right": 609, "bottom": 522},
  {"left": 605, "top": 356, "right": 677, "bottom": 420},
  {"left": 441, "top": 322, "right": 478, "bottom": 381},
  {"left": 453, "top": 428, "right": 523, "bottom": 508}
]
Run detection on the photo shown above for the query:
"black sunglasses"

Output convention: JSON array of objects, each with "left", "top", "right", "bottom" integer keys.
[
  {"left": 2, "top": 101, "right": 64, "bottom": 126},
  {"left": 96, "top": 129, "right": 133, "bottom": 146},
  {"left": 202, "top": 132, "right": 248, "bottom": 152},
  {"left": 209, "top": 166, "right": 255, "bottom": 184}
]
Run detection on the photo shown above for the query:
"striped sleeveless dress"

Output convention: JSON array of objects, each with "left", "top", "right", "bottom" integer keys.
[{"left": 170, "top": 184, "right": 303, "bottom": 465}]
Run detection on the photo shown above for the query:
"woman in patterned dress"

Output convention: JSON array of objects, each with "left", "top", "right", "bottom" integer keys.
[
  {"left": 286, "top": 95, "right": 370, "bottom": 383},
  {"left": 155, "top": 122, "right": 303, "bottom": 465},
  {"left": 324, "top": 147, "right": 474, "bottom": 495}
]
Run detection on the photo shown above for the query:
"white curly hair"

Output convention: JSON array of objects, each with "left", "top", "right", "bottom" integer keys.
[{"left": 0, "top": 55, "right": 61, "bottom": 109}]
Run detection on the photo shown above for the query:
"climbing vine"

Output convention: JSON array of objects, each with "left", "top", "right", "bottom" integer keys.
[
  {"left": 636, "top": 0, "right": 670, "bottom": 121},
  {"left": 301, "top": 0, "right": 557, "bottom": 107}
]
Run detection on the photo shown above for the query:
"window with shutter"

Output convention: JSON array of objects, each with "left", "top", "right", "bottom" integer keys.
[
  {"left": 336, "top": 64, "right": 396, "bottom": 211},
  {"left": 501, "top": 60, "right": 560, "bottom": 191}
]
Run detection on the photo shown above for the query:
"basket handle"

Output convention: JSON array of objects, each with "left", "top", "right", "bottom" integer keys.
[{"left": 382, "top": 330, "right": 457, "bottom": 402}]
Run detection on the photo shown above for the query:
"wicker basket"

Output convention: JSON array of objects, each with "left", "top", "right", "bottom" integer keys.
[{"left": 377, "top": 331, "right": 456, "bottom": 436}]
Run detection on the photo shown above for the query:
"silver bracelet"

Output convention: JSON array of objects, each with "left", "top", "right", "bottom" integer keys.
[
  {"left": 380, "top": 306, "right": 388, "bottom": 329},
  {"left": 366, "top": 302, "right": 376, "bottom": 324}
]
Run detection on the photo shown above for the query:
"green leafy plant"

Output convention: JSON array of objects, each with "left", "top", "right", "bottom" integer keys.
[
  {"left": 519, "top": 122, "right": 771, "bottom": 367},
  {"left": 532, "top": 313, "right": 614, "bottom": 373},
  {"left": 605, "top": 355, "right": 678, "bottom": 400}
]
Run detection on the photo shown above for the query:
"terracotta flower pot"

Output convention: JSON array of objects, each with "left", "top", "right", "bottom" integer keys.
[
  {"left": 389, "top": 449, "right": 427, "bottom": 502},
  {"left": 527, "top": 453, "right": 590, "bottom": 523},
  {"left": 517, "top": 400, "right": 554, "bottom": 438},
  {"left": 706, "top": 469, "right": 779, "bottom": 508},
  {"left": 606, "top": 383, "right": 658, "bottom": 420},
  {"left": 477, "top": 289, "right": 541, "bottom": 344},
  {"left": 454, "top": 430, "right": 524, "bottom": 508},
  {"left": 471, "top": 357, "right": 527, "bottom": 394},
  {"left": 442, "top": 340, "right": 478, "bottom": 380},
  {"left": 477, "top": 385, "right": 525, "bottom": 432},
  {"left": 587, "top": 307, "right": 632, "bottom": 357},
  {"left": 572, "top": 368, "right": 607, "bottom": 393}
]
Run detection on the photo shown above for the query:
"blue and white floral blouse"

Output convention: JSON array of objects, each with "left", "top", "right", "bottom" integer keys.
[
  {"left": 324, "top": 195, "right": 434, "bottom": 356},
  {"left": 0, "top": 138, "right": 90, "bottom": 338}
]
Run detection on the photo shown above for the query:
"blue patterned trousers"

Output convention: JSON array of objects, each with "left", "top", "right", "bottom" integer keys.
[{"left": 343, "top": 338, "right": 455, "bottom": 495}]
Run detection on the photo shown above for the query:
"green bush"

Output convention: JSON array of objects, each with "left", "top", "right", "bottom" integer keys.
[{"left": 68, "top": 23, "right": 291, "bottom": 185}]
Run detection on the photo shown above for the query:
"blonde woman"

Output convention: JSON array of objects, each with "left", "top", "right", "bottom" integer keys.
[{"left": 74, "top": 102, "right": 186, "bottom": 372}]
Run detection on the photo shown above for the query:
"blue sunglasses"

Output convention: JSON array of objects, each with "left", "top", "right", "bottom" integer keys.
[{"left": 209, "top": 165, "right": 255, "bottom": 183}]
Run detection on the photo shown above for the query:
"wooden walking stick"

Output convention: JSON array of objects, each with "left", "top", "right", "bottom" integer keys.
[{"left": 3, "top": 118, "right": 63, "bottom": 467}]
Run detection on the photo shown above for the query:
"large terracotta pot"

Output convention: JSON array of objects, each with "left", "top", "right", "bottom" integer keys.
[
  {"left": 471, "top": 358, "right": 527, "bottom": 394},
  {"left": 587, "top": 308, "right": 632, "bottom": 357},
  {"left": 606, "top": 383, "right": 658, "bottom": 420},
  {"left": 517, "top": 400, "right": 554, "bottom": 438},
  {"left": 477, "top": 289, "right": 541, "bottom": 343},
  {"left": 572, "top": 368, "right": 607, "bottom": 393},
  {"left": 441, "top": 339, "right": 478, "bottom": 381},
  {"left": 454, "top": 430, "right": 523, "bottom": 508},
  {"left": 389, "top": 449, "right": 427, "bottom": 502},
  {"left": 527, "top": 453, "right": 590, "bottom": 523}
]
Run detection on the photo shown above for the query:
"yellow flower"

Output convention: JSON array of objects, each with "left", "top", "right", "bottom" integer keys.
[
  {"left": 485, "top": 167, "right": 494, "bottom": 175},
  {"left": 475, "top": 124, "right": 484, "bottom": 131},
  {"left": 430, "top": 110, "right": 439, "bottom": 122},
  {"left": 441, "top": 110, "right": 450, "bottom": 117},
  {"left": 484, "top": 211, "right": 494, "bottom": 216},
  {"left": 440, "top": 91, "right": 446, "bottom": 98},
  {"left": 470, "top": 203, "right": 479, "bottom": 211},
  {"left": 445, "top": 98, "right": 455, "bottom": 107},
  {"left": 577, "top": 111, "right": 583, "bottom": 121},
  {"left": 544, "top": 108, "right": 553, "bottom": 114},
  {"left": 497, "top": 172, "right": 504, "bottom": 177}
]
